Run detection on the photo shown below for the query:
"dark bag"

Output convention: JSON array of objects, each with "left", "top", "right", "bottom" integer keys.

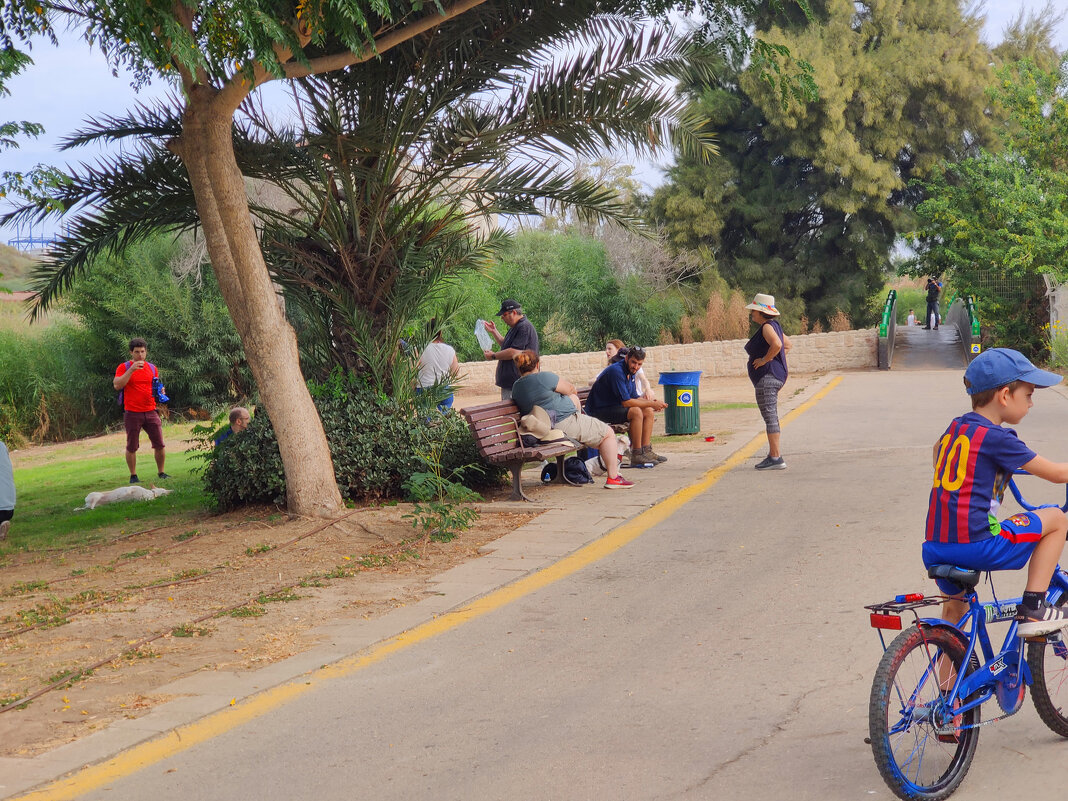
[
  {"left": 540, "top": 456, "right": 593, "bottom": 485},
  {"left": 563, "top": 455, "right": 593, "bottom": 485}
]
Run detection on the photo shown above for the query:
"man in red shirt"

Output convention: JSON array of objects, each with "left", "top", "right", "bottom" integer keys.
[{"left": 113, "top": 338, "right": 169, "bottom": 484}]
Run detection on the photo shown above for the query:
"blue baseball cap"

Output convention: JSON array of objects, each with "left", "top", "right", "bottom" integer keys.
[{"left": 963, "top": 348, "right": 1062, "bottom": 394}]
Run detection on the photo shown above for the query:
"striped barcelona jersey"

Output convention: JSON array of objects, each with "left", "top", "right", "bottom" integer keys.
[{"left": 926, "top": 412, "right": 1036, "bottom": 544}]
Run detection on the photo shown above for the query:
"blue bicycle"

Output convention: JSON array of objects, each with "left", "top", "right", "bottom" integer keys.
[{"left": 866, "top": 477, "right": 1068, "bottom": 801}]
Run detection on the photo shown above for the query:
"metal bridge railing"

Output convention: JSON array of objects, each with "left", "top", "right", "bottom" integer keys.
[
  {"left": 947, "top": 295, "right": 981, "bottom": 362},
  {"left": 877, "top": 289, "right": 897, "bottom": 369}
]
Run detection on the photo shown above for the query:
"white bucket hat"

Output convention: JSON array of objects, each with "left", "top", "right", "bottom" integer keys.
[
  {"left": 745, "top": 293, "right": 780, "bottom": 317},
  {"left": 518, "top": 406, "right": 569, "bottom": 444}
]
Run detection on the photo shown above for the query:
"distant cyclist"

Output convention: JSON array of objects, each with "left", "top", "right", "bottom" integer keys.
[{"left": 923, "top": 348, "right": 1068, "bottom": 637}]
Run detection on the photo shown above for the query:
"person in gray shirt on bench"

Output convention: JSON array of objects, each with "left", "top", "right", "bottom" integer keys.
[{"left": 510, "top": 350, "right": 633, "bottom": 489}]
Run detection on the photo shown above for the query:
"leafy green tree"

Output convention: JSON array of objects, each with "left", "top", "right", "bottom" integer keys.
[
  {"left": 249, "top": 12, "right": 712, "bottom": 395},
  {"left": 649, "top": 0, "right": 994, "bottom": 325},
  {"left": 991, "top": 2, "right": 1065, "bottom": 73},
  {"left": 490, "top": 231, "right": 681, "bottom": 353},
  {"left": 909, "top": 60, "right": 1068, "bottom": 356},
  {"left": 62, "top": 234, "right": 253, "bottom": 410},
  {"left": 0, "top": 0, "right": 803, "bottom": 514},
  {"left": 0, "top": 45, "right": 40, "bottom": 153},
  {"left": 1, "top": 1, "right": 499, "bottom": 517}
]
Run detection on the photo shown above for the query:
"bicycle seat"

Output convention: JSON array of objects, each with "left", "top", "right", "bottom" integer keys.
[{"left": 927, "top": 564, "right": 981, "bottom": 590}]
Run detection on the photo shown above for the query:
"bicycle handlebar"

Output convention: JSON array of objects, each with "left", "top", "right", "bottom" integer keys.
[{"left": 1008, "top": 471, "right": 1068, "bottom": 512}]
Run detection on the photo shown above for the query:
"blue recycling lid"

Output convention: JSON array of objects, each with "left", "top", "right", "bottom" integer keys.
[{"left": 658, "top": 370, "right": 703, "bottom": 386}]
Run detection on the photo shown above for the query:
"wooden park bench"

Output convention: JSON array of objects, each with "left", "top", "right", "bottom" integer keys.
[
  {"left": 460, "top": 387, "right": 630, "bottom": 502},
  {"left": 460, "top": 398, "right": 582, "bottom": 502}
]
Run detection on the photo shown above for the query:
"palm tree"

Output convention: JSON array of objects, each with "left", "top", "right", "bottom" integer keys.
[{"left": 9, "top": 1, "right": 715, "bottom": 399}]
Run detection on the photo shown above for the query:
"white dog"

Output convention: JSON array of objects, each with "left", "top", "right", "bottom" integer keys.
[
  {"left": 76, "top": 485, "right": 172, "bottom": 511},
  {"left": 584, "top": 434, "right": 631, "bottom": 477}
]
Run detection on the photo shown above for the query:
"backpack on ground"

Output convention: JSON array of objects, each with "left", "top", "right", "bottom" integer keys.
[
  {"left": 563, "top": 455, "right": 593, "bottom": 484},
  {"left": 540, "top": 456, "right": 593, "bottom": 485}
]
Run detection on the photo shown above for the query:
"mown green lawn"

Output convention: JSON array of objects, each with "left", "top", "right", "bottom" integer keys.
[{"left": 3, "top": 424, "right": 213, "bottom": 553}]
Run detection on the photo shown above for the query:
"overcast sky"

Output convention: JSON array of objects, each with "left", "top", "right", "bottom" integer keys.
[{"left": 3, "top": 1, "right": 1068, "bottom": 245}]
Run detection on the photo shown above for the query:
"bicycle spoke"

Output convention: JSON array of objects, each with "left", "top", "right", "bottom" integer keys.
[{"left": 870, "top": 626, "right": 980, "bottom": 800}]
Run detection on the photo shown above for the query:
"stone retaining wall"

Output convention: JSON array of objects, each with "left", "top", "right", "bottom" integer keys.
[{"left": 457, "top": 329, "right": 878, "bottom": 388}]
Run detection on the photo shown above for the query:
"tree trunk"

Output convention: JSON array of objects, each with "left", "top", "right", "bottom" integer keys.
[{"left": 176, "top": 87, "right": 343, "bottom": 517}]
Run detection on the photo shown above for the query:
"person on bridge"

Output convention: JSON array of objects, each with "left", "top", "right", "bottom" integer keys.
[
  {"left": 906, "top": 309, "right": 917, "bottom": 326},
  {"left": 923, "top": 348, "right": 1068, "bottom": 638},
  {"left": 744, "top": 293, "right": 791, "bottom": 470},
  {"left": 923, "top": 277, "right": 941, "bottom": 330}
]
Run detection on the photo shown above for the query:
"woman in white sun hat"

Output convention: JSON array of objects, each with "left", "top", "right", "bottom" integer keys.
[{"left": 744, "top": 293, "right": 792, "bottom": 470}]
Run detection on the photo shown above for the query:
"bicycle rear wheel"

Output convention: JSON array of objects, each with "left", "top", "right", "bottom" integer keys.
[
  {"left": 869, "top": 625, "right": 980, "bottom": 801},
  {"left": 1027, "top": 597, "right": 1068, "bottom": 737}
]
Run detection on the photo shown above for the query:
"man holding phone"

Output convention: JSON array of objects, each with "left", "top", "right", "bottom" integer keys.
[
  {"left": 923, "top": 277, "right": 942, "bottom": 330},
  {"left": 114, "top": 337, "right": 170, "bottom": 484}
]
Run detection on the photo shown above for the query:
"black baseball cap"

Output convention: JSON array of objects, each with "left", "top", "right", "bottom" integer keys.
[{"left": 497, "top": 299, "right": 521, "bottom": 316}]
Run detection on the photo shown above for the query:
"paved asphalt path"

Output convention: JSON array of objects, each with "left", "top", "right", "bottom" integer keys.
[{"left": 64, "top": 370, "right": 1068, "bottom": 800}]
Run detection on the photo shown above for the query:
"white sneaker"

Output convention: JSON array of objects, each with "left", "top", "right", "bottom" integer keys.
[
  {"left": 0, "top": 520, "right": 9, "bottom": 541},
  {"left": 1017, "top": 604, "right": 1068, "bottom": 637}
]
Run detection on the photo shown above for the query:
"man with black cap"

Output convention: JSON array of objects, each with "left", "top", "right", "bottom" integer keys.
[{"left": 483, "top": 299, "right": 540, "bottom": 400}]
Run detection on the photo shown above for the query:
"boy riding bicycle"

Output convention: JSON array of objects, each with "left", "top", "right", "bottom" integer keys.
[{"left": 924, "top": 348, "right": 1068, "bottom": 637}]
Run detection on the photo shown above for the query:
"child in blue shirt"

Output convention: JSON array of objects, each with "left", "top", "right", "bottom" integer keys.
[{"left": 924, "top": 348, "right": 1068, "bottom": 636}]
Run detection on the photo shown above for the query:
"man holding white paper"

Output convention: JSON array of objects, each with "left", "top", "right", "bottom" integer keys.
[{"left": 482, "top": 299, "right": 539, "bottom": 400}]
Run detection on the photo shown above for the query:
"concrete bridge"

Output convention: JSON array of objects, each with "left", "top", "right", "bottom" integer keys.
[{"left": 891, "top": 323, "right": 967, "bottom": 370}]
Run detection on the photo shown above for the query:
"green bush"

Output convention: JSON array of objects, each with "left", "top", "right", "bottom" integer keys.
[
  {"left": 434, "top": 230, "right": 683, "bottom": 361},
  {"left": 203, "top": 370, "right": 503, "bottom": 509},
  {"left": 61, "top": 235, "right": 254, "bottom": 415},
  {"left": 894, "top": 288, "right": 926, "bottom": 326},
  {"left": 0, "top": 322, "right": 102, "bottom": 442}
]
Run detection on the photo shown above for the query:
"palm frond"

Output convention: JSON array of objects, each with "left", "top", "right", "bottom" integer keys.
[
  {"left": 6, "top": 146, "right": 195, "bottom": 317},
  {"left": 58, "top": 97, "right": 185, "bottom": 150}
]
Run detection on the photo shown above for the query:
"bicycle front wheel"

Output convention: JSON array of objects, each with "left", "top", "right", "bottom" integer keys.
[
  {"left": 1027, "top": 596, "right": 1068, "bottom": 737},
  {"left": 869, "top": 625, "right": 980, "bottom": 801}
]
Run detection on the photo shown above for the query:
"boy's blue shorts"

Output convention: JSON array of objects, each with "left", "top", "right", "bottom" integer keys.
[{"left": 922, "top": 511, "right": 1045, "bottom": 595}]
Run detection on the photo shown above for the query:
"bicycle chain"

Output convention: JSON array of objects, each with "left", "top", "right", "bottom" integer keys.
[{"left": 937, "top": 702, "right": 1023, "bottom": 733}]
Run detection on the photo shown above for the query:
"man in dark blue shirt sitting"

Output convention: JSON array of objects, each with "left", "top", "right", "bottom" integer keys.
[{"left": 585, "top": 347, "right": 668, "bottom": 468}]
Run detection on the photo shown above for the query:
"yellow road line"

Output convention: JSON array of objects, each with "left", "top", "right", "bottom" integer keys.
[{"left": 13, "top": 375, "right": 843, "bottom": 801}]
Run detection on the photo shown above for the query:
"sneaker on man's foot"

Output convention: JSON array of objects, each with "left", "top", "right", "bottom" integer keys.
[
  {"left": 0, "top": 520, "right": 9, "bottom": 542},
  {"left": 157, "top": 472, "right": 172, "bottom": 480},
  {"left": 129, "top": 474, "right": 140, "bottom": 484},
  {"left": 1017, "top": 603, "right": 1068, "bottom": 637},
  {"left": 754, "top": 456, "right": 787, "bottom": 470},
  {"left": 604, "top": 475, "right": 635, "bottom": 489},
  {"left": 644, "top": 446, "right": 667, "bottom": 463}
]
